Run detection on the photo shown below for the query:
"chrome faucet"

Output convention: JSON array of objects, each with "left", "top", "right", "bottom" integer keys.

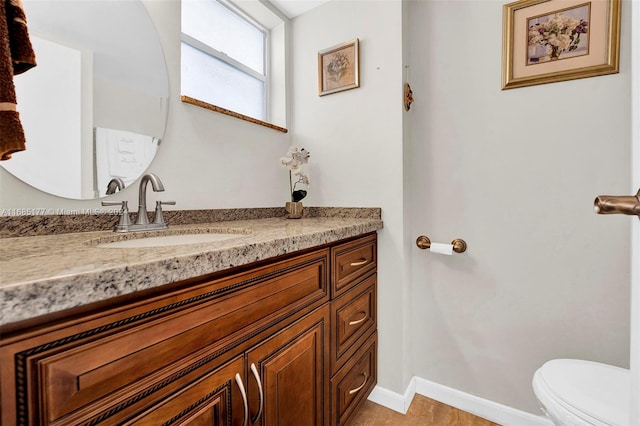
[
  {"left": 103, "top": 173, "right": 175, "bottom": 233},
  {"left": 105, "top": 177, "right": 125, "bottom": 194},
  {"left": 136, "top": 173, "right": 165, "bottom": 225}
]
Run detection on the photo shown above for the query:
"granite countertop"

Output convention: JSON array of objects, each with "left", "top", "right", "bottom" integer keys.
[{"left": 0, "top": 209, "right": 383, "bottom": 326}]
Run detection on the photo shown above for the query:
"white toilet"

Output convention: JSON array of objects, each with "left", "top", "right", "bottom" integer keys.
[{"left": 532, "top": 359, "right": 630, "bottom": 425}]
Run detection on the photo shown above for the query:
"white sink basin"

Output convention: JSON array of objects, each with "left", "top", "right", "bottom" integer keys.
[{"left": 96, "top": 232, "right": 243, "bottom": 248}]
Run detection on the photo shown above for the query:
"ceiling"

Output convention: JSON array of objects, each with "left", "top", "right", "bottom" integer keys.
[{"left": 270, "top": 0, "right": 330, "bottom": 18}]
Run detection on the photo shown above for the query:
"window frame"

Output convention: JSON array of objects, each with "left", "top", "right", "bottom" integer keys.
[{"left": 181, "top": 0, "right": 280, "bottom": 129}]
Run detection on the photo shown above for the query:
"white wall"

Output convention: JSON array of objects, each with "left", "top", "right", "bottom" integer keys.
[
  {"left": 630, "top": 2, "right": 640, "bottom": 422},
  {"left": 290, "top": 0, "right": 411, "bottom": 394},
  {"left": 407, "top": 0, "right": 631, "bottom": 414}
]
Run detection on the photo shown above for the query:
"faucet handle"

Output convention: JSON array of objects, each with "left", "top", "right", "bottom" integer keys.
[
  {"left": 153, "top": 200, "right": 176, "bottom": 225},
  {"left": 101, "top": 200, "right": 127, "bottom": 210},
  {"left": 102, "top": 201, "right": 132, "bottom": 232}
]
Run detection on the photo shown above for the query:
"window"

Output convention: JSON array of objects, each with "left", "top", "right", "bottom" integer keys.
[{"left": 181, "top": 0, "right": 287, "bottom": 129}]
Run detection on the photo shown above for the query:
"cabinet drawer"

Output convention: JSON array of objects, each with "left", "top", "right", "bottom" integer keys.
[
  {"left": 123, "top": 356, "right": 245, "bottom": 425},
  {"left": 7, "top": 249, "right": 329, "bottom": 425},
  {"left": 331, "top": 234, "right": 377, "bottom": 298},
  {"left": 330, "top": 332, "right": 377, "bottom": 426},
  {"left": 331, "top": 274, "right": 376, "bottom": 372}
]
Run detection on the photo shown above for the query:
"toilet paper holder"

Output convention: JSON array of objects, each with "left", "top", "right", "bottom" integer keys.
[{"left": 416, "top": 235, "right": 467, "bottom": 253}]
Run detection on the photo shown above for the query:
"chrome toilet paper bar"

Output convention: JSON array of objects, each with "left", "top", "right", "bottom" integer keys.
[{"left": 416, "top": 235, "right": 467, "bottom": 253}]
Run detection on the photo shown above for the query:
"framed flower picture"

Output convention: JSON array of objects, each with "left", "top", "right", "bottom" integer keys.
[
  {"left": 318, "top": 38, "right": 360, "bottom": 96},
  {"left": 501, "top": 0, "right": 620, "bottom": 89}
]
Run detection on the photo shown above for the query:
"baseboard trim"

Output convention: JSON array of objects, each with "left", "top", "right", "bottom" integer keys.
[
  {"left": 367, "top": 377, "right": 554, "bottom": 426},
  {"left": 367, "top": 377, "right": 415, "bottom": 414}
]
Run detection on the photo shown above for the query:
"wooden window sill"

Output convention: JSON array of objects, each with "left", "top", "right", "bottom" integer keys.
[{"left": 181, "top": 95, "right": 288, "bottom": 133}]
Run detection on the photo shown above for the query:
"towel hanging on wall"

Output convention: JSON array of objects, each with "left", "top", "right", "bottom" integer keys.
[{"left": 0, "top": 0, "right": 36, "bottom": 161}]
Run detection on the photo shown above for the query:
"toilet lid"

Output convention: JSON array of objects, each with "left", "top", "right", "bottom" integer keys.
[{"left": 534, "top": 359, "right": 630, "bottom": 425}]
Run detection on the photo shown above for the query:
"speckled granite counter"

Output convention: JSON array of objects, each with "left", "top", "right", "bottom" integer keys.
[{"left": 0, "top": 209, "right": 383, "bottom": 326}]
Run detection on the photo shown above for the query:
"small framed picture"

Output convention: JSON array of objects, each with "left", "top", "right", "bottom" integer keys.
[
  {"left": 502, "top": 0, "right": 620, "bottom": 89},
  {"left": 318, "top": 38, "right": 360, "bottom": 96}
]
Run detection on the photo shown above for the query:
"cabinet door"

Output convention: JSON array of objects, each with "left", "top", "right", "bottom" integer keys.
[
  {"left": 123, "top": 356, "right": 246, "bottom": 426},
  {"left": 247, "top": 306, "right": 330, "bottom": 426}
]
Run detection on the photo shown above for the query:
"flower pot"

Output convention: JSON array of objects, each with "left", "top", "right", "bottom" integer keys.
[{"left": 285, "top": 201, "right": 303, "bottom": 219}]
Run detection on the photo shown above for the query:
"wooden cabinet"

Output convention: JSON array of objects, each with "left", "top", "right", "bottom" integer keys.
[
  {"left": 331, "top": 234, "right": 377, "bottom": 299},
  {"left": 247, "top": 306, "right": 330, "bottom": 426},
  {"left": 329, "top": 234, "right": 378, "bottom": 426},
  {"left": 0, "top": 233, "right": 377, "bottom": 426},
  {"left": 331, "top": 333, "right": 377, "bottom": 426},
  {"left": 124, "top": 355, "right": 244, "bottom": 425}
]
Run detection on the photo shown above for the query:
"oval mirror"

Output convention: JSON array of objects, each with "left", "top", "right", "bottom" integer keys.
[{"left": 1, "top": 0, "right": 169, "bottom": 200}]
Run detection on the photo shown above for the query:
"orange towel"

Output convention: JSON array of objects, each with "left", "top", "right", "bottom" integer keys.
[{"left": 0, "top": 0, "right": 36, "bottom": 161}]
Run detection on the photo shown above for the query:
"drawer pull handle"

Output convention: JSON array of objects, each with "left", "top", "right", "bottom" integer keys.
[
  {"left": 250, "top": 363, "right": 264, "bottom": 423},
  {"left": 348, "top": 373, "right": 368, "bottom": 395},
  {"left": 348, "top": 312, "right": 368, "bottom": 326},
  {"left": 235, "top": 373, "right": 249, "bottom": 426},
  {"left": 350, "top": 258, "right": 368, "bottom": 267}
]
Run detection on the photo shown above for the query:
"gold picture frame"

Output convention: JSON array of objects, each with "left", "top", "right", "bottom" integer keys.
[
  {"left": 501, "top": 0, "right": 620, "bottom": 90},
  {"left": 318, "top": 38, "right": 360, "bottom": 96}
]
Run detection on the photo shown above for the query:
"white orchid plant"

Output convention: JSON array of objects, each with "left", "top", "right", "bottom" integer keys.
[{"left": 280, "top": 145, "right": 310, "bottom": 202}]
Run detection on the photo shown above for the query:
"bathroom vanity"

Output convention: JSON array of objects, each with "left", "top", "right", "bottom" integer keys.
[{"left": 0, "top": 210, "right": 382, "bottom": 425}]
